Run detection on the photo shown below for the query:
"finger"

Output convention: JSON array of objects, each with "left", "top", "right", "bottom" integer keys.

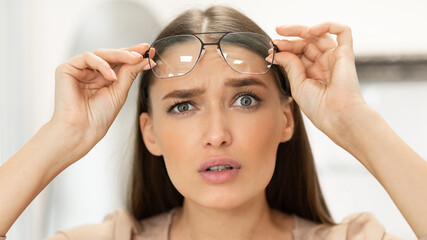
[
  {"left": 272, "top": 39, "right": 308, "bottom": 54},
  {"left": 271, "top": 39, "right": 323, "bottom": 63},
  {"left": 67, "top": 52, "right": 117, "bottom": 81},
  {"left": 273, "top": 34, "right": 336, "bottom": 55},
  {"left": 92, "top": 48, "right": 144, "bottom": 65},
  {"left": 72, "top": 68, "right": 107, "bottom": 83},
  {"left": 123, "top": 43, "right": 154, "bottom": 58},
  {"left": 275, "top": 25, "right": 317, "bottom": 40},
  {"left": 315, "top": 50, "right": 335, "bottom": 76},
  {"left": 303, "top": 43, "right": 323, "bottom": 62},
  {"left": 300, "top": 54, "right": 313, "bottom": 68},
  {"left": 313, "top": 33, "right": 338, "bottom": 52},
  {"left": 269, "top": 51, "right": 307, "bottom": 96},
  {"left": 124, "top": 43, "right": 149, "bottom": 51},
  {"left": 306, "top": 64, "right": 324, "bottom": 81},
  {"left": 111, "top": 57, "right": 155, "bottom": 100},
  {"left": 276, "top": 24, "right": 339, "bottom": 52},
  {"left": 147, "top": 48, "right": 155, "bottom": 59},
  {"left": 308, "top": 22, "right": 353, "bottom": 48},
  {"left": 270, "top": 41, "right": 333, "bottom": 74}
]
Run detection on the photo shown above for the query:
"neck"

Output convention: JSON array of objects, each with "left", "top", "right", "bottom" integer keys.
[{"left": 170, "top": 192, "right": 293, "bottom": 240}]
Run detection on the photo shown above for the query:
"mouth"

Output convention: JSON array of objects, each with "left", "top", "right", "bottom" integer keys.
[
  {"left": 198, "top": 157, "right": 241, "bottom": 184},
  {"left": 198, "top": 157, "right": 241, "bottom": 173}
]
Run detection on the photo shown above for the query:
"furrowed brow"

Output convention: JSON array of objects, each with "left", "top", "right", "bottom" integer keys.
[
  {"left": 224, "top": 77, "right": 268, "bottom": 89},
  {"left": 162, "top": 88, "right": 205, "bottom": 100},
  {"left": 161, "top": 77, "right": 267, "bottom": 100}
]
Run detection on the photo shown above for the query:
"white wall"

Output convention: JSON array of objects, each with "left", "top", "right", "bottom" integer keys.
[{"left": 2, "top": 0, "right": 427, "bottom": 239}]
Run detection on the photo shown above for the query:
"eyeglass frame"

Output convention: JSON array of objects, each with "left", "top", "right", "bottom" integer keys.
[{"left": 143, "top": 31, "right": 279, "bottom": 79}]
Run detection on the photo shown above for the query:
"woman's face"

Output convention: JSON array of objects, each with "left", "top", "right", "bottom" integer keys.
[{"left": 140, "top": 45, "right": 294, "bottom": 210}]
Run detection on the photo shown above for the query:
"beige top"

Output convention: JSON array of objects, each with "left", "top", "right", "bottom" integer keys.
[{"left": 2, "top": 208, "right": 426, "bottom": 240}]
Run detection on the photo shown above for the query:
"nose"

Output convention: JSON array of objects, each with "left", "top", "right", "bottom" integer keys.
[{"left": 202, "top": 107, "right": 232, "bottom": 148}]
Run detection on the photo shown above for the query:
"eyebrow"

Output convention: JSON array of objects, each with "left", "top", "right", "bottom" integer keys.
[{"left": 162, "top": 77, "right": 268, "bottom": 100}]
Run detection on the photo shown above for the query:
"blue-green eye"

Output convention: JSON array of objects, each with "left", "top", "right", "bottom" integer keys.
[
  {"left": 171, "top": 102, "right": 195, "bottom": 113},
  {"left": 235, "top": 95, "right": 255, "bottom": 107},
  {"left": 233, "top": 91, "right": 262, "bottom": 108}
]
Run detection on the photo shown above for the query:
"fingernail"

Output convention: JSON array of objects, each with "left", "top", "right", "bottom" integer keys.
[
  {"left": 138, "top": 43, "right": 149, "bottom": 46},
  {"left": 143, "top": 61, "right": 156, "bottom": 70},
  {"left": 266, "top": 56, "right": 279, "bottom": 65},
  {"left": 143, "top": 64, "right": 152, "bottom": 70},
  {"left": 110, "top": 69, "right": 117, "bottom": 80}
]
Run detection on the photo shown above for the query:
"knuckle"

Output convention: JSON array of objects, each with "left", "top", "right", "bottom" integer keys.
[
  {"left": 55, "top": 62, "right": 73, "bottom": 75},
  {"left": 55, "top": 63, "right": 65, "bottom": 73},
  {"left": 82, "top": 52, "right": 94, "bottom": 59},
  {"left": 343, "top": 24, "right": 351, "bottom": 32}
]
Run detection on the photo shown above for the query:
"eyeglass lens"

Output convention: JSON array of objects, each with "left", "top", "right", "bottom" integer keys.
[{"left": 149, "top": 32, "right": 273, "bottom": 78}]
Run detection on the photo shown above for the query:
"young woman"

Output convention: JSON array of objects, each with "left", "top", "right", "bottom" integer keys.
[{"left": 1, "top": 5, "right": 426, "bottom": 240}]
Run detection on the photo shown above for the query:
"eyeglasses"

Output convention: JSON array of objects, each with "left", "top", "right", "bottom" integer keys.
[{"left": 144, "top": 32, "right": 278, "bottom": 79}]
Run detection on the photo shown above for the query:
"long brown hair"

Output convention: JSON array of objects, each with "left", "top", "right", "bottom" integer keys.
[{"left": 127, "top": 5, "right": 334, "bottom": 225}]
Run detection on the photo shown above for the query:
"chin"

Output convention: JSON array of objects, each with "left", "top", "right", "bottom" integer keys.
[{"left": 191, "top": 186, "right": 258, "bottom": 210}]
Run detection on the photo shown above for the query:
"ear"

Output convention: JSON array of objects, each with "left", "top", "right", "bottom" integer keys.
[
  {"left": 280, "top": 97, "right": 295, "bottom": 143},
  {"left": 139, "top": 112, "right": 162, "bottom": 156}
]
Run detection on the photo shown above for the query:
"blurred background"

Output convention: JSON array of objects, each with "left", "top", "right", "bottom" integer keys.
[{"left": 1, "top": 0, "right": 427, "bottom": 239}]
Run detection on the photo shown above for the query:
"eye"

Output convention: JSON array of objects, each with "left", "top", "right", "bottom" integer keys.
[
  {"left": 233, "top": 92, "right": 262, "bottom": 108},
  {"left": 235, "top": 95, "right": 254, "bottom": 107},
  {"left": 168, "top": 101, "right": 195, "bottom": 114}
]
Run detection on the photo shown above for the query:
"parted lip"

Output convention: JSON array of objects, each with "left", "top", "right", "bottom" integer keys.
[{"left": 198, "top": 156, "right": 242, "bottom": 172}]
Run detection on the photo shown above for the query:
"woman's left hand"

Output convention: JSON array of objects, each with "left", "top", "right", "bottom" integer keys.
[
  {"left": 267, "top": 22, "right": 369, "bottom": 142},
  {"left": 268, "top": 23, "right": 427, "bottom": 238}
]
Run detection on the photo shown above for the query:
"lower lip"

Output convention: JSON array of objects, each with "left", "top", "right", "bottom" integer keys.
[{"left": 199, "top": 168, "right": 240, "bottom": 184}]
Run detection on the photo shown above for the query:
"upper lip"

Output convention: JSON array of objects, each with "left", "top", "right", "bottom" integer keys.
[{"left": 198, "top": 156, "right": 242, "bottom": 172}]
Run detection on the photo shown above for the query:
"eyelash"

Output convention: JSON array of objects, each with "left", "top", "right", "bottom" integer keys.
[{"left": 165, "top": 91, "right": 264, "bottom": 116}]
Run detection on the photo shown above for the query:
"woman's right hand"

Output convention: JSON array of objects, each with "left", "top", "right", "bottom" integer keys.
[
  {"left": 0, "top": 44, "right": 156, "bottom": 237},
  {"left": 51, "top": 44, "right": 155, "bottom": 162}
]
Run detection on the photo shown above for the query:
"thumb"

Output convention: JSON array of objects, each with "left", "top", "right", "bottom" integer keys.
[
  {"left": 271, "top": 52, "right": 306, "bottom": 96},
  {"left": 111, "top": 58, "right": 152, "bottom": 102}
]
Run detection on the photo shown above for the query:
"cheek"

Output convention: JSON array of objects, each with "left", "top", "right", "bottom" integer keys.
[
  {"left": 153, "top": 116, "right": 200, "bottom": 190},
  {"left": 236, "top": 109, "right": 281, "bottom": 155},
  {"left": 233, "top": 107, "right": 282, "bottom": 179}
]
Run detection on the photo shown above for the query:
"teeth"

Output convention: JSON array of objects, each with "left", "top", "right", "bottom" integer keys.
[{"left": 207, "top": 165, "right": 233, "bottom": 171}]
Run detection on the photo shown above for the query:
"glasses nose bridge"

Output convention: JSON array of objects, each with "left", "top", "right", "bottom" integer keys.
[
  {"left": 201, "top": 41, "right": 220, "bottom": 49},
  {"left": 199, "top": 41, "right": 225, "bottom": 60}
]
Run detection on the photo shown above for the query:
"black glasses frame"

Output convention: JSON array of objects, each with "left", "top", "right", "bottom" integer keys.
[{"left": 144, "top": 31, "right": 279, "bottom": 79}]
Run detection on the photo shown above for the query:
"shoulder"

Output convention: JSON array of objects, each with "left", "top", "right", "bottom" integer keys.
[
  {"left": 293, "top": 212, "right": 402, "bottom": 240},
  {"left": 45, "top": 209, "right": 142, "bottom": 240}
]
